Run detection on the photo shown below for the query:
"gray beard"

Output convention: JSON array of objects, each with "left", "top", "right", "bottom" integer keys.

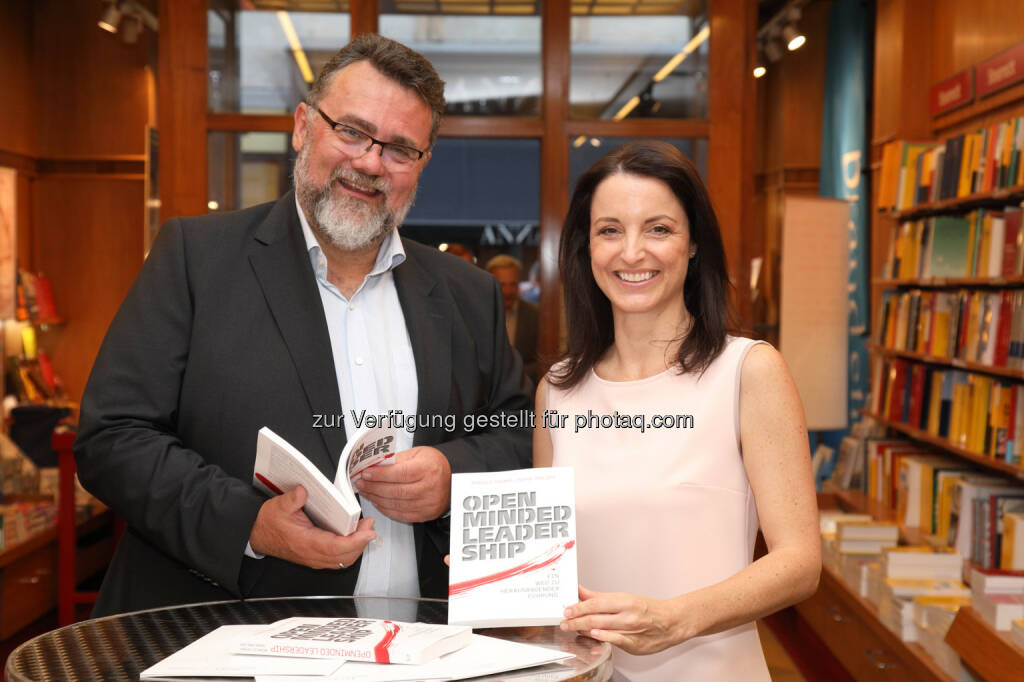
[{"left": 293, "top": 141, "right": 416, "bottom": 252}]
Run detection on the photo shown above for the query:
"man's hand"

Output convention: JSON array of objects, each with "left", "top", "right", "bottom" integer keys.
[
  {"left": 249, "top": 486, "right": 376, "bottom": 570},
  {"left": 355, "top": 446, "right": 451, "bottom": 522}
]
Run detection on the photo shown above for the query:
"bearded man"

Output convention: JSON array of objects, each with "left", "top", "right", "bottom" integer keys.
[{"left": 74, "top": 34, "right": 531, "bottom": 616}]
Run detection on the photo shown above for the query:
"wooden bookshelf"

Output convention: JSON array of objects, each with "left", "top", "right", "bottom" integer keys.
[
  {"left": 868, "top": 345, "right": 1024, "bottom": 381},
  {"left": 861, "top": 410, "right": 1024, "bottom": 480},
  {"left": 945, "top": 606, "right": 1024, "bottom": 682},
  {"left": 0, "top": 506, "right": 113, "bottom": 639},
  {"left": 871, "top": 275, "right": 1024, "bottom": 288},
  {"left": 884, "top": 184, "right": 1024, "bottom": 221}
]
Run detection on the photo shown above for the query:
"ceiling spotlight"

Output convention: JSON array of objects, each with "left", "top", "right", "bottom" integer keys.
[
  {"left": 753, "top": 64, "right": 766, "bottom": 79},
  {"left": 783, "top": 24, "right": 806, "bottom": 51},
  {"left": 98, "top": 1, "right": 122, "bottom": 33},
  {"left": 783, "top": 6, "right": 805, "bottom": 51}
]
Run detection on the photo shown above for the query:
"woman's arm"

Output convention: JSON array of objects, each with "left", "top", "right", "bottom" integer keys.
[
  {"left": 561, "top": 344, "right": 820, "bottom": 654},
  {"left": 533, "top": 376, "right": 554, "bottom": 467}
]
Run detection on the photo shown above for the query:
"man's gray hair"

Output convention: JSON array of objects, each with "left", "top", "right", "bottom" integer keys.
[{"left": 307, "top": 33, "right": 446, "bottom": 146}]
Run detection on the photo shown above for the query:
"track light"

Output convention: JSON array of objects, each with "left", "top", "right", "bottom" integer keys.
[
  {"left": 753, "top": 64, "right": 766, "bottom": 79},
  {"left": 783, "top": 24, "right": 805, "bottom": 51},
  {"left": 98, "top": 2, "right": 122, "bottom": 33},
  {"left": 764, "top": 39, "right": 784, "bottom": 63},
  {"left": 98, "top": 0, "right": 158, "bottom": 41}
]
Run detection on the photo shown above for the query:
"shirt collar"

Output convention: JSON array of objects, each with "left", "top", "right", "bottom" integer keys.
[{"left": 294, "top": 195, "right": 406, "bottom": 282}]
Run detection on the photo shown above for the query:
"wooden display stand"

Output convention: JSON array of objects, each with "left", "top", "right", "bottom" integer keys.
[{"left": 0, "top": 431, "right": 117, "bottom": 639}]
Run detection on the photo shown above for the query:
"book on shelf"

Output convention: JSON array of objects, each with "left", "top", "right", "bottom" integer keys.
[
  {"left": 951, "top": 479, "right": 1022, "bottom": 558},
  {"left": 882, "top": 546, "right": 962, "bottom": 580},
  {"left": 232, "top": 618, "right": 472, "bottom": 664},
  {"left": 970, "top": 566, "right": 1024, "bottom": 594},
  {"left": 819, "top": 510, "right": 873, "bottom": 535},
  {"left": 972, "top": 591, "right": 1024, "bottom": 630},
  {"left": 1003, "top": 511, "right": 1024, "bottom": 569},
  {"left": 448, "top": 466, "right": 578, "bottom": 627},
  {"left": 884, "top": 577, "right": 971, "bottom": 599},
  {"left": 252, "top": 424, "right": 397, "bottom": 536}
]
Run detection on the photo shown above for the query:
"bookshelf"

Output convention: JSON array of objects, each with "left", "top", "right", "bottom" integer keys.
[
  {"left": 870, "top": 344, "right": 1024, "bottom": 382},
  {"left": 887, "top": 184, "right": 1024, "bottom": 221},
  {"left": 861, "top": 410, "right": 1024, "bottom": 480}
]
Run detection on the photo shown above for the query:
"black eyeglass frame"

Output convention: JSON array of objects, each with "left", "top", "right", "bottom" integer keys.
[{"left": 313, "top": 106, "right": 426, "bottom": 163}]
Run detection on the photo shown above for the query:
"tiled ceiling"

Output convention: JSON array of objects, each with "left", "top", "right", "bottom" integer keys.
[{"left": 244, "top": 1, "right": 704, "bottom": 16}]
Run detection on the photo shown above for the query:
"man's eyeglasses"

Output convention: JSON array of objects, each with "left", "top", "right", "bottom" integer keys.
[{"left": 314, "top": 107, "right": 426, "bottom": 168}]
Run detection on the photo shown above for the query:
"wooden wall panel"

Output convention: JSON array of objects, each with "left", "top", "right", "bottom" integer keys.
[
  {"left": 158, "top": 0, "right": 208, "bottom": 224},
  {"left": 33, "top": 0, "right": 154, "bottom": 159},
  {"left": 708, "top": 0, "right": 756, "bottom": 327},
  {"left": 33, "top": 177, "right": 144, "bottom": 403},
  {"left": 0, "top": 1, "right": 36, "bottom": 159},
  {"left": 932, "top": 0, "right": 1024, "bottom": 80},
  {"left": 872, "top": 0, "right": 932, "bottom": 144}
]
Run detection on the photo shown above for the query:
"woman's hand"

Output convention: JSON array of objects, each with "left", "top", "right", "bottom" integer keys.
[{"left": 559, "top": 585, "right": 687, "bottom": 655}]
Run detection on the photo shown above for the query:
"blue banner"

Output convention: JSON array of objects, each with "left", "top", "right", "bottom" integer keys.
[{"left": 817, "top": 0, "right": 871, "bottom": 453}]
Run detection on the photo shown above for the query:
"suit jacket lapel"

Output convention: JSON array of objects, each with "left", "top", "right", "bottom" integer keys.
[
  {"left": 247, "top": 192, "right": 346, "bottom": 470},
  {"left": 393, "top": 241, "right": 452, "bottom": 447}
]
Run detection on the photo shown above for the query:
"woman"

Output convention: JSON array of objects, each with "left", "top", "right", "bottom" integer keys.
[{"left": 534, "top": 141, "right": 820, "bottom": 681}]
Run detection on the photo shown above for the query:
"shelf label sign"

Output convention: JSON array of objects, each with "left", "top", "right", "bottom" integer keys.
[
  {"left": 976, "top": 40, "right": 1024, "bottom": 98},
  {"left": 930, "top": 69, "right": 974, "bottom": 117}
]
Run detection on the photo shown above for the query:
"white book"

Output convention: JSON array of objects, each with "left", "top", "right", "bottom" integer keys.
[
  {"left": 252, "top": 425, "right": 397, "bottom": 536},
  {"left": 233, "top": 617, "right": 471, "bottom": 664},
  {"left": 448, "top": 467, "right": 578, "bottom": 627},
  {"left": 973, "top": 592, "right": 1024, "bottom": 630},
  {"left": 970, "top": 567, "right": 1024, "bottom": 595},
  {"left": 139, "top": 624, "right": 345, "bottom": 678},
  {"left": 252, "top": 634, "right": 575, "bottom": 682}
]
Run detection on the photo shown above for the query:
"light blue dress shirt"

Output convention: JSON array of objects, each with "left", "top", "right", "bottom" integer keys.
[{"left": 297, "top": 200, "right": 421, "bottom": 602}]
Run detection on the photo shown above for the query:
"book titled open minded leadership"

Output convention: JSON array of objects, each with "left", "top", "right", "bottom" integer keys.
[
  {"left": 448, "top": 467, "right": 578, "bottom": 627},
  {"left": 252, "top": 424, "right": 397, "bottom": 536}
]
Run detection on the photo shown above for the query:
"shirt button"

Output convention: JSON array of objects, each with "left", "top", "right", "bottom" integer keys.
[
  {"left": 349, "top": 302, "right": 356, "bottom": 311},
  {"left": 355, "top": 356, "right": 364, "bottom": 366}
]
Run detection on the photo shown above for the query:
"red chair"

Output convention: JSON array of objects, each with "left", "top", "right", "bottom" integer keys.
[{"left": 53, "top": 428, "right": 123, "bottom": 625}]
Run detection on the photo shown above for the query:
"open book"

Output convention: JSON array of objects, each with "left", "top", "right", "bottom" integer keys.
[{"left": 252, "top": 425, "right": 397, "bottom": 536}]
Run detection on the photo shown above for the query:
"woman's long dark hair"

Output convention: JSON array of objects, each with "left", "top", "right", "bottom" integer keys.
[{"left": 549, "top": 140, "right": 734, "bottom": 390}]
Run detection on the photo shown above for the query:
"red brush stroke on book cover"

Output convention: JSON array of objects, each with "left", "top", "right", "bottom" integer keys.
[
  {"left": 373, "top": 621, "right": 400, "bottom": 663},
  {"left": 255, "top": 473, "right": 284, "bottom": 495},
  {"left": 448, "top": 540, "right": 575, "bottom": 596}
]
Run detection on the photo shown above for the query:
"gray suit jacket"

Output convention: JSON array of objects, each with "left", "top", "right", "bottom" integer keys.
[{"left": 74, "top": 192, "right": 531, "bottom": 615}]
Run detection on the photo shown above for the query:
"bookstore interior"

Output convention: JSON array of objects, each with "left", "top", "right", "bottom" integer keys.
[{"left": 3, "top": 0, "right": 1024, "bottom": 680}]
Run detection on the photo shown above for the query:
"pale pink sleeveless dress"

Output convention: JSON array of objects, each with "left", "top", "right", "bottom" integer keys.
[{"left": 546, "top": 336, "right": 770, "bottom": 682}]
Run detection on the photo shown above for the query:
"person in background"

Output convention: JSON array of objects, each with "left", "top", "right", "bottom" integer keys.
[
  {"left": 74, "top": 34, "right": 531, "bottom": 616},
  {"left": 443, "top": 243, "right": 475, "bottom": 264},
  {"left": 486, "top": 254, "right": 539, "bottom": 385},
  {"left": 534, "top": 141, "right": 819, "bottom": 681}
]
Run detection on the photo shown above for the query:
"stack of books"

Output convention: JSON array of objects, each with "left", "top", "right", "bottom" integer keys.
[
  {"left": 912, "top": 595, "right": 973, "bottom": 679},
  {"left": 971, "top": 567, "right": 1024, "bottom": 630},
  {"left": 836, "top": 520, "right": 900, "bottom": 554}
]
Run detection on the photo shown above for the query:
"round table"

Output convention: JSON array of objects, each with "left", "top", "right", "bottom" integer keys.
[{"left": 4, "top": 596, "right": 612, "bottom": 681}]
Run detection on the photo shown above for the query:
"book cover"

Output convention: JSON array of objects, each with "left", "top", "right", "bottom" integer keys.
[
  {"left": 233, "top": 617, "right": 472, "bottom": 664},
  {"left": 448, "top": 467, "right": 578, "bottom": 627},
  {"left": 252, "top": 424, "right": 397, "bottom": 537}
]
